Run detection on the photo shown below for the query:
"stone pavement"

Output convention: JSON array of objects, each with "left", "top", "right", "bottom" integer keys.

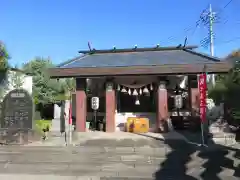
[
  {"left": 27, "top": 131, "right": 189, "bottom": 147},
  {"left": 28, "top": 131, "right": 239, "bottom": 148},
  {"left": 0, "top": 134, "right": 239, "bottom": 180}
]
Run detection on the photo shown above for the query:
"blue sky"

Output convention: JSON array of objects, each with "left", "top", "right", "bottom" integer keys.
[{"left": 1, "top": 0, "right": 239, "bottom": 66}]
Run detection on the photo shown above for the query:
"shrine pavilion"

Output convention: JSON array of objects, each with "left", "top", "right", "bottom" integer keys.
[{"left": 49, "top": 45, "right": 232, "bottom": 133}]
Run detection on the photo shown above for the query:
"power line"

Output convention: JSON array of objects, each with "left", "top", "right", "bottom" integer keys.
[
  {"left": 223, "top": 0, "right": 234, "bottom": 9},
  {"left": 215, "top": 0, "right": 235, "bottom": 24},
  {"left": 199, "top": 5, "right": 216, "bottom": 51},
  {"left": 161, "top": 1, "right": 233, "bottom": 46},
  {"left": 199, "top": 0, "right": 236, "bottom": 48},
  {"left": 160, "top": 6, "right": 209, "bottom": 45},
  {"left": 160, "top": 26, "right": 196, "bottom": 45},
  {"left": 215, "top": 37, "right": 240, "bottom": 45}
]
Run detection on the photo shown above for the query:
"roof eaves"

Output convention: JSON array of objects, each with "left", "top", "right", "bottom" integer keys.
[
  {"left": 57, "top": 54, "right": 89, "bottom": 68},
  {"left": 9, "top": 67, "right": 33, "bottom": 76},
  {"left": 183, "top": 49, "right": 222, "bottom": 62}
]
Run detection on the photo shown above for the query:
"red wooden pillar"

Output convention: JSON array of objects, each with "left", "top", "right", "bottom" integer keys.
[
  {"left": 105, "top": 81, "right": 116, "bottom": 132},
  {"left": 75, "top": 78, "right": 87, "bottom": 132},
  {"left": 156, "top": 80, "right": 169, "bottom": 133}
]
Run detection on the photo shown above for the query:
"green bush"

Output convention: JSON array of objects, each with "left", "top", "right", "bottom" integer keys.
[
  {"left": 208, "top": 82, "right": 227, "bottom": 105},
  {"left": 35, "top": 119, "right": 52, "bottom": 135}
]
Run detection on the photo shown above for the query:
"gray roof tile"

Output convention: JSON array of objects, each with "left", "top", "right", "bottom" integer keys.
[{"left": 59, "top": 49, "right": 222, "bottom": 68}]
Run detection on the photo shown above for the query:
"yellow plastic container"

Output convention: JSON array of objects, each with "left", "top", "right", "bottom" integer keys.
[
  {"left": 126, "top": 117, "right": 149, "bottom": 133},
  {"left": 133, "top": 118, "right": 149, "bottom": 133},
  {"left": 126, "top": 117, "right": 135, "bottom": 132}
]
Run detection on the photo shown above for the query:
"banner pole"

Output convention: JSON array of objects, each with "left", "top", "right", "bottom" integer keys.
[
  {"left": 201, "top": 122, "right": 205, "bottom": 145},
  {"left": 68, "top": 94, "right": 73, "bottom": 145}
]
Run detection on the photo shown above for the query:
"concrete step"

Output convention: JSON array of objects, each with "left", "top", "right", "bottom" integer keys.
[
  {"left": 1, "top": 161, "right": 236, "bottom": 177},
  {"left": 0, "top": 174, "right": 238, "bottom": 180},
  {"left": 0, "top": 154, "right": 216, "bottom": 166}
]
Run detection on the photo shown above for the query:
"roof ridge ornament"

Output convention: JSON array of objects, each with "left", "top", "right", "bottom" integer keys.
[
  {"left": 134, "top": 45, "right": 137, "bottom": 50},
  {"left": 79, "top": 45, "right": 198, "bottom": 54},
  {"left": 87, "top": 41, "right": 97, "bottom": 55},
  {"left": 183, "top": 37, "right": 188, "bottom": 47},
  {"left": 113, "top": 46, "right": 116, "bottom": 52}
]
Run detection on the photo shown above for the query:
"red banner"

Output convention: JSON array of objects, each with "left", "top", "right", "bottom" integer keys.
[
  {"left": 68, "top": 103, "right": 72, "bottom": 125},
  {"left": 198, "top": 73, "right": 207, "bottom": 123}
]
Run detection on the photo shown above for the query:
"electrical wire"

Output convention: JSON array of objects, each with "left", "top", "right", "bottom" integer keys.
[
  {"left": 199, "top": 0, "right": 236, "bottom": 48},
  {"left": 162, "top": 8, "right": 209, "bottom": 46},
  {"left": 215, "top": 37, "right": 240, "bottom": 46},
  {"left": 162, "top": 1, "right": 233, "bottom": 46},
  {"left": 223, "top": 0, "right": 234, "bottom": 9},
  {"left": 212, "top": 0, "right": 239, "bottom": 46}
]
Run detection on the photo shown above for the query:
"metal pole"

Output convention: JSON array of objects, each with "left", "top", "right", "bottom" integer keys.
[
  {"left": 209, "top": 4, "right": 214, "bottom": 57},
  {"left": 94, "top": 110, "right": 97, "bottom": 131},
  {"left": 68, "top": 94, "right": 72, "bottom": 145},
  {"left": 201, "top": 122, "right": 205, "bottom": 145},
  {"left": 209, "top": 4, "right": 216, "bottom": 86}
]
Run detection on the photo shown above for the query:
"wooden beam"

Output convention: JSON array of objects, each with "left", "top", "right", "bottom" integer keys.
[{"left": 49, "top": 62, "right": 232, "bottom": 78}]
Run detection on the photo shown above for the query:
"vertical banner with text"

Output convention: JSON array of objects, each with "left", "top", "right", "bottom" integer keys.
[
  {"left": 68, "top": 103, "right": 72, "bottom": 125},
  {"left": 198, "top": 73, "right": 207, "bottom": 123}
]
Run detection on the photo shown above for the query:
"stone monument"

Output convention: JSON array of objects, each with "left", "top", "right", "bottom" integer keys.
[{"left": 0, "top": 89, "right": 33, "bottom": 144}]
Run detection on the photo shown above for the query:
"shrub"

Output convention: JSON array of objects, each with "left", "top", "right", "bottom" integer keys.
[{"left": 35, "top": 119, "right": 52, "bottom": 135}]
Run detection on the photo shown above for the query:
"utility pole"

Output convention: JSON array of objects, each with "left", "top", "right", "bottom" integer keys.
[
  {"left": 209, "top": 4, "right": 216, "bottom": 86},
  {"left": 200, "top": 4, "right": 216, "bottom": 86}
]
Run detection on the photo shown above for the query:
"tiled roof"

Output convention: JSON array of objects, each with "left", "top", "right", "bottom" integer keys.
[
  {"left": 58, "top": 49, "right": 222, "bottom": 69},
  {"left": 49, "top": 46, "right": 231, "bottom": 78}
]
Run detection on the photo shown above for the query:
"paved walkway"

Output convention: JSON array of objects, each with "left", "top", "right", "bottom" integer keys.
[
  {"left": 0, "top": 138, "right": 239, "bottom": 180},
  {"left": 27, "top": 131, "right": 239, "bottom": 148},
  {"left": 27, "top": 131, "right": 189, "bottom": 147}
]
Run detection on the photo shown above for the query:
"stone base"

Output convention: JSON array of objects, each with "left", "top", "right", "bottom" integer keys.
[{"left": 0, "top": 129, "right": 37, "bottom": 145}]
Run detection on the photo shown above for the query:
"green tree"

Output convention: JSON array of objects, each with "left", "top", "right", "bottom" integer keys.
[
  {"left": 64, "top": 78, "right": 76, "bottom": 94},
  {"left": 0, "top": 42, "right": 10, "bottom": 101},
  {"left": 0, "top": 78, "right": 9, "bottom": 101},
  {"left": 208, "top": 50, "right": 240, "bottom": 121},
  {"left": 22, "top": 57, "right": 65, "bottom": 105},
  {"left": 0, "top": 42, "right": 10, "bottom": 71}
]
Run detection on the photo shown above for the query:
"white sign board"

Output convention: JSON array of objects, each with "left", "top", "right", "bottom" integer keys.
[
  {"left": 91, "top": 97, "right": 99, "bottom": 110},
  {"left": 174, "top": 95, "right": 183, "bottom": 109}
]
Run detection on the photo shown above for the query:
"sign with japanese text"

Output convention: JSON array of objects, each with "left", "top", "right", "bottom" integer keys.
[
  {"left": 198, "top": 73, "right": 207, "bottom": 123},
  {"left": 91, "top": 97, "right": 99, "bottom": 110},
  {"left": 1, "top": 89, "right": 33, "bottom": 129},
  {"left": 0, "top": 89, "right": 33, "bottom": 144},
  {"left": 174, "top": 95, "right": 183, "bottom": 109}
]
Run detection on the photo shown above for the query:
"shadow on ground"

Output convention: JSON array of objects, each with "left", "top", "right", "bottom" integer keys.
[{"left": 139, "top": 132, "right": 240, "bottom": 180}]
